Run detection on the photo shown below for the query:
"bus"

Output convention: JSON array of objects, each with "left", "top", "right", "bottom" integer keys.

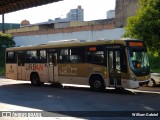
[{"left": 6, "top": 38, "right": 150, "bottom": 91}]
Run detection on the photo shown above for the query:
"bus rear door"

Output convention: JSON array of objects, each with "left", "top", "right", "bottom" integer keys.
[
  {"left": 48, "top": 51, "right": 58, "bottom": 83},
  {"left": 17, "top": 52, "right": 25, "bottom": 80}
]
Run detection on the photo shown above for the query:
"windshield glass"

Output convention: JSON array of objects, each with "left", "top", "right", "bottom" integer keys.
[{"left": 128, "top": 49, "right": 150, "bottom": 76}]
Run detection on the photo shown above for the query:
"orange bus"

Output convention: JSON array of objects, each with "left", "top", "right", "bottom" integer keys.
[{"left": 6, "top": 39, "right": 150, "bottom": 91}]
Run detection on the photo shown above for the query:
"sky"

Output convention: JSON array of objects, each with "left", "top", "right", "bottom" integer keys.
[{"left": 0, "top": 0, "right": 116, "bottom": 24}]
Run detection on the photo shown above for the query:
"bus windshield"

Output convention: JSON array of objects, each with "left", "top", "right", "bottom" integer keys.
[{"left": 128, "top": 49, "right": 150, "bottom": 76}]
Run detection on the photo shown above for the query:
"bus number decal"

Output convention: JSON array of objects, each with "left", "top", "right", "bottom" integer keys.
[{"left": 26, "top": 64, "right": 43, "bottom": 71}]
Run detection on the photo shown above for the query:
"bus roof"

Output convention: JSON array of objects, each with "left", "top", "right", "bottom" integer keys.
[{"left": 6, "top": 38, "right": 141, "bottom": 51}]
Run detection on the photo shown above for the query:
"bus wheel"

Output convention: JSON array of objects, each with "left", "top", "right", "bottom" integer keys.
[
  {"left": 89, "top": 76, "right": 105, "bottom": 92},
  {"left": 30, "top": 73, "right": 44, "bottom": 86},
  {"left": 148, "top": 79, "right": 156, "bottom": 87}
]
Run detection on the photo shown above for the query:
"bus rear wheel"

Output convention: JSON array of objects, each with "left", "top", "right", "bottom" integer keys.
[
  {"left": 89, "top": 75, "right": 105, "bottom": 92},
  {"left": 30, "top": 73, "right": 44, "bottom": 86}
]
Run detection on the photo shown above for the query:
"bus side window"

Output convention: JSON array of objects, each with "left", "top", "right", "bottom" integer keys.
[
  {"left": 26, "top": 50, "right": 38, "bottom": 63},
  {"left": 120, "top": 49, "right": 127, "bottom": 73},
  {"left": 39, "top": 50, "right": 47, "bottom": 63},
  {"left": 70, "top": 47, "right": 85, "bottom": 63},
  {"left": 109, "top": 52, "right": 113, "bottom": 68},
  {"left": 6, "top": 52, "right": 17, "bottom": 63},
  {"left": 59, "top": 49, "right": 69, "bottom": 63},
  {"left": 87, "top": 46, "right": 105, "bottom": 65}
]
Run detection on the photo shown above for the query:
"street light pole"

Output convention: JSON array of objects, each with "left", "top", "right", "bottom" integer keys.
[{"left": 2, "top": 14, "right": 5, "bottom": 33}]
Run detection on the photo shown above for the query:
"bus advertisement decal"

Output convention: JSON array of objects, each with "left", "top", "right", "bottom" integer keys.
[
  {"left": 59, "top": 65, "right": 77, "bottom": 76},
  {"left": 26, "top": 64, "right": 43, "bottom": 71},
  {"left": 9, "top": 65, "right": 14, "bottom": 73}
]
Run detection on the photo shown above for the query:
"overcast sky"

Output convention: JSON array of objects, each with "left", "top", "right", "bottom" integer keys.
[{"left": 0, "top": 0, "right": 116, "bottom": 24}]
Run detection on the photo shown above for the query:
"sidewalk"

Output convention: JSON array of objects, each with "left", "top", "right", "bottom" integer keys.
[
  {"left": 0, "top": 75, "right": 5, "bottom": 78},
  {"left": 137, "top": 86, "right": 160, "bottom": 92}
]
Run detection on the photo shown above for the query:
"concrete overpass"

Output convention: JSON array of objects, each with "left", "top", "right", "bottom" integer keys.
[{"left": 0, "top": 0, "right": 62, "bottom": 32}]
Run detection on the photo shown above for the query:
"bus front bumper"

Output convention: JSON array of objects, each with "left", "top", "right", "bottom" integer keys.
[
  {"left": 139, "top": 80, "right": 150, "bottom": 86},
  {"left": 126, "top": 79, "right": 149, "bottom": 89}
]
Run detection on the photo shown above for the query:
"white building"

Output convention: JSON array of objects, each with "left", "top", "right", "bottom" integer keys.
[
  {"left": 107, "top": 10, "right": 115, "bottom": 19},
  {"left": 53, "top": 17, "right": 70, "bottom": 23},
  {"left": 14, "top": 28, "right": 124, "bottom": 46},
  {"left": 67, "top": 5, "right": 84, "bottom": 21}
]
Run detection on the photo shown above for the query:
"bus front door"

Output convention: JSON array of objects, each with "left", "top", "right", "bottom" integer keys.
[
  {"left": 108, "top": 50, "right": 121, "bottom": 88},
  {"left": 48, "top": 52, "right": 58, "bottom": 82},
  {"left": 17, "top": 53, "right": 25, "bottom": 80}
]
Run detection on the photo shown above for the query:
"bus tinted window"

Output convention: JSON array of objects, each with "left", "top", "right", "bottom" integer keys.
[
  {"left": 59, "top": 49, "right": 69, "bottom": 63},
  {"left": 26, "top": 50, "right": 38, "bottom": 63},
  {"left": 59, "top": 47, "right": 86, "bottom": 63},
  {"left": 70, "top": 47, "right": 85, "bottom": 63},
  {"left": 87, "top": 46, "right": 104, "bottom": 65},
  {"left": 39, "top": 50, "right": 47, "bottom": 63},
  {"left": 6, "top": 52, "right": 16, "bottom": 63}
]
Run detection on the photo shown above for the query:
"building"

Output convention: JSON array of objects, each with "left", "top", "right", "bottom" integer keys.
[
  {"left": 0, "top": 23, "right": 20, "bottom": 31},
  {"left": 5, "top": 18, "right": 119, "bottom": 46},
  {"left": 52, "top": 17, "right": 70, "bottom": 23},
  {"left": 88, "top": 19, "right": 116, "bottom": 26},
  {"left": 67, "top": 5, "right": 84, "bottom": 21},
  {"left": 115, "top": 0, "right": 139, "bottom": 28},
  {"left": 3, "top": 1, "right": 141, "bottom": 46},
  {"left": 107, "top": 10, "right": 115, "bottom": 19},
  {"left": 21, "top": 19, "right": 30, "bottom": 26}
]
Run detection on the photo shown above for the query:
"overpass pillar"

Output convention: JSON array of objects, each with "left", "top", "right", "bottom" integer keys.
[{"left": 2, "top": 14, "right": 5, "bottom": 33}]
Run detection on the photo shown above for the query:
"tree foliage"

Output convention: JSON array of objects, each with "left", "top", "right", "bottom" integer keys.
[
  {"left": 0, "top": 33, "right": 15, "bottom": 69},
  {"left": 124, "top": 0, "right": 160, "bottom": 56},
  {"left": 0, "top": 33, "right": 15, "bottom": 48}
]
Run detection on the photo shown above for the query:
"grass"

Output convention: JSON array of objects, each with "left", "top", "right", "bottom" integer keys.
[{"left": 0, "top": 66, "right": 5, "bottom": 76}]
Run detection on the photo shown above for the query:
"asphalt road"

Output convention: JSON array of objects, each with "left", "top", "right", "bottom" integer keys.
[{"left": 0, "top": 76, "right": 160, "bottom": 120}]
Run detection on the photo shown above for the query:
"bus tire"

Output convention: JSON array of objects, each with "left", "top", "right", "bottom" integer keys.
[
  {"left": 30, "top": 73, "right": 44, "bottom": 86},
  {"left": 148, "top": 78, "right": 156, "bottom": 87},
  {"left": 89, "top": 75, "right": 105, "bottom": 92}
]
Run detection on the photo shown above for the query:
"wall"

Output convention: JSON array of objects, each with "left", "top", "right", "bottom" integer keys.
[
  {"left": 0, "top": 23, "right": 20, "bottom": 31},
  {"left": 14, "top": 28, "right": 124, "bottom": 46},
  {"left": 70, "top": 21, "right": 88, "bottom": 27},
  {"left": 115, "top": 0, "right": 139, "bottom": 27},
  {"left": 54, "top": 22, "right": 70, "bottom": 29},
  {"left": 7, "top": 25, "right": 39, "bottom": 33}
]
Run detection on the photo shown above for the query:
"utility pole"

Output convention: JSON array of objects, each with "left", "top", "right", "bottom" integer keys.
[{"left": 2, "top": 14, "right": 5, "bottom": 33}]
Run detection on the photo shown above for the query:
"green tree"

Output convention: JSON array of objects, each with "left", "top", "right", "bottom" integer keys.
[
  {"left": 124, "top": 0, "right": 160, "bottom": 56},
  {"left": 0, "top": 33, "right": 15, "bottom": 74},
  {"left": 0, "top": 33, "right": 15, "bottom": 48}
]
